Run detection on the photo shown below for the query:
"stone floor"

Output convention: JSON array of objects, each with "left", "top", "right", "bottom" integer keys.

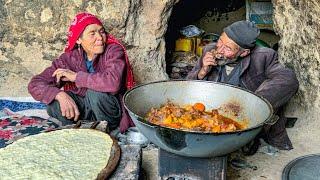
[{"left": 110, "top": 145, "right": 142, "bottom": 180}]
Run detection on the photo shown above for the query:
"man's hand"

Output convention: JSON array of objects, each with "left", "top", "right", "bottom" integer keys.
[
  {"left": 55, "top": 92, "right": 80, "bottom": 121},
  {"left": 52, "top": 69, "right": 77, "bottom": 83},
  {"left": 198, "top": 52, "right": 218, "bottom": 79}
]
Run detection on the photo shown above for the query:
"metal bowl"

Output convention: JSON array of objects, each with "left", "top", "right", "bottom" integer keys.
[{"left": 124, "top": 80, "right": 274, "bottom": 157}]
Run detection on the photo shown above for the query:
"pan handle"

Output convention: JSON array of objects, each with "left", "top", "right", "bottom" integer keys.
[{"left": 264, "top": 115, "right": 279, "bottom": 125}]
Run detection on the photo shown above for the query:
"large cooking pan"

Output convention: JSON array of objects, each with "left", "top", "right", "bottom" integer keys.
[{"left": 123, "top": 80, "right": 276, "bottom": 157}]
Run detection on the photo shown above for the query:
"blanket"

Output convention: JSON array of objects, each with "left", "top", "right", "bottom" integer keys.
[{"left": 0, "top": 99, "right": 61, "bottom": 148}]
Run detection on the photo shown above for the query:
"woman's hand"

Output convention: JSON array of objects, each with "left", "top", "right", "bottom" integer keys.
[
  {"left": 52, "top": 69, "right": 77, "bottom": 83},
  {"left": 55, "top": 92, "right": 80, "bottom": 121}
]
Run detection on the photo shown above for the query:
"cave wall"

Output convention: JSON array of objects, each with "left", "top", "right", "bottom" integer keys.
[
  {"left": 273, "top": 0, "right": 320, "bottom": 118},
  {"left": 0, "top": 0, "right": 177, "bottom": 95}
]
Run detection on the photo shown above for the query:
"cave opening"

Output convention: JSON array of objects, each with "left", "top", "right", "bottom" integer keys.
[{"left": 165, "top": 0, "right": 279, "bottom": 79}]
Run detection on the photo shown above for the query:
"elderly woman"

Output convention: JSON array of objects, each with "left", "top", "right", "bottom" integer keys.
[{"left": 28, "top": 12, "right": 135, "bottom": 132}]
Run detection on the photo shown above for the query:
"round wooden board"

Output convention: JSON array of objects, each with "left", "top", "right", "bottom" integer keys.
[{"left": 97, "top": 137, "right": 121, "bottom": 179}]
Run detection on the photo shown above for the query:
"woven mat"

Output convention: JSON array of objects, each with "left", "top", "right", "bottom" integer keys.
[{"left": 0, "top": 108, "right": 62, "bottom": 148}]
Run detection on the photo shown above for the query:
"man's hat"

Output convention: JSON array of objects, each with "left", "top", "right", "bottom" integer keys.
[{"left": 223, "top": 20, "right": 260, "bottom": 49}]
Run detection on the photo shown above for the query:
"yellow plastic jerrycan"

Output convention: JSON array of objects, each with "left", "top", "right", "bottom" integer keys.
[
  {"left": 196, "top": 45, "right": 203, "bottom": 56},
  {"left": 175, "top": 38, "right": 194, "bottom": 52}
]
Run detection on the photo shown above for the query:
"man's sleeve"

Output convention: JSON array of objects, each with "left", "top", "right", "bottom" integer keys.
[
  {"left": 254, "top": 51, "right": 299, "bottom": 109},
  {"left": 186, "top": 43, "right": 216, "bottom": 80},
  {"left": 186, "top": 55, "right": 203, "bottom": 80}
]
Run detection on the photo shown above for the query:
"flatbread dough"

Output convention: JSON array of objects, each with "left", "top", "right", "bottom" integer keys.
[{"left": 0, "top": 129, "right": 113, "bottom": 180}]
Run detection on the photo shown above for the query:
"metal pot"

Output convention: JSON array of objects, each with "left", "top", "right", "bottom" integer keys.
[{"left": 123, "top": 80, "right": 275, "bottom": 157}]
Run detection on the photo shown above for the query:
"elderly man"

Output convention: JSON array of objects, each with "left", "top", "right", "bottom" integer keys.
[
  {"left": 187, "top": 20, "right": 299, "bottom": 153},
  {"left": 28, "top": 13, "right": 135, "bottom": 133}
]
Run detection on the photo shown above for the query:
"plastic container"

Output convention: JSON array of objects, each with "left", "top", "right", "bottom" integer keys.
[{"left": 175, "top": 38, "right": 193, "bottom": 52}]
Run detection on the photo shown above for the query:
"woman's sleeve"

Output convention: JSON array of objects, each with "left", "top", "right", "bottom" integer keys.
[{"left": 28, "top": 54, "right": 68, "bottom": 104}]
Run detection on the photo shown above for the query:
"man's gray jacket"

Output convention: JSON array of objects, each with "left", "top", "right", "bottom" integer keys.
[{"left": 187, "top": 43, "right": 299, "bottom": 110}]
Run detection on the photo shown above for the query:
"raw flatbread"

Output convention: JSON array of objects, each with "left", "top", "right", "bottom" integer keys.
[{"left": 0, "top": 129, "right": 114, "bottom": 180}]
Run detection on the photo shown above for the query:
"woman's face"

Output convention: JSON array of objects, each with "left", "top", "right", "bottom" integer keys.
[{"left": 77, "top": 24, "right": 107, "bottom": 60}]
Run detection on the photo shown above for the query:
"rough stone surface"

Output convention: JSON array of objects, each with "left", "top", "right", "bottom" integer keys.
[
  {"left": 273, "top": 0, "right": 320, "bottom": 118},
  {"left": 110, "top": 145, "right": 142, "bottom": 180},
  {"left": 0, "top": 0, "right": 180, "bottom": 96}
]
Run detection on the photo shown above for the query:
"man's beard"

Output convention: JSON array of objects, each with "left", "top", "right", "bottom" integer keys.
[
  {"left": 211, "top": 48, "right": 241, "bottom": 66},
  {"left": 215, "top": 54, "right": 239, "bottom": 66}
]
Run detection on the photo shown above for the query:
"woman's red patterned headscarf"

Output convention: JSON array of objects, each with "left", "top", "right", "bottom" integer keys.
[{"left": 65, "top": 12, "right": 135, "bottom": 90}]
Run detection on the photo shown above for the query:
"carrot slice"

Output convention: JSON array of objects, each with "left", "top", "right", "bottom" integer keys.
[{"left": 193, "top": 103, "right": 206, "bottom": 112}]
